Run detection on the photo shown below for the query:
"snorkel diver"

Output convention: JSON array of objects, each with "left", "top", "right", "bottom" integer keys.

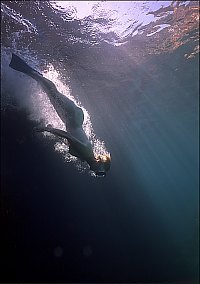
[{"left": 9, "top": 53, "right": 111, "bottom": 177}]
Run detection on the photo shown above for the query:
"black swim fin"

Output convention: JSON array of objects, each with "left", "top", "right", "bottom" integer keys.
[{"left": 9, "top": 53, "right": 42, "bottom": 76}]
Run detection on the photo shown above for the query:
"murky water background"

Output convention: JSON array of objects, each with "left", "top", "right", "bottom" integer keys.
[{"left": 1, "top": 1, "right": 199, "bottom": 283}]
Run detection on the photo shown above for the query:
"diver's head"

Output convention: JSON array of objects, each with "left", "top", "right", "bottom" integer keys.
[{"left": 90, "top": 154, "right": 111, "bottom": 177}]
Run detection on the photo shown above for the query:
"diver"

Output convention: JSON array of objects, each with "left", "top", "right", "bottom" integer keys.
[{"left": 9, "top": 53, "right": 111, "bottom": 177}]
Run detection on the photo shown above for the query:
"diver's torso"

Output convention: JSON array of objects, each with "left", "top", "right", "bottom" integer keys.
[
  {"left": 69, "top": 127, "right": 88, "bottom": 143},
  {"left": 68, "top": 127, "right": 94, "bottom": 161}
]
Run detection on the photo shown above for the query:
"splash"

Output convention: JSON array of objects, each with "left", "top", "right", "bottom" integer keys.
[{"left": 28, "top": 63, "right": 110, "bottom": 172}]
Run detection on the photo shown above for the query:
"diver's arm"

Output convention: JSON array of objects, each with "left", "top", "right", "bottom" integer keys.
[{"left": 35, "top": 126, "right": 88, "bottom": 149}]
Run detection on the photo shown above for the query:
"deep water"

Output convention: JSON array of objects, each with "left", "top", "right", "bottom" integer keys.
[{"left": 1, "top": 1, "right": 199, "bottom": 283}]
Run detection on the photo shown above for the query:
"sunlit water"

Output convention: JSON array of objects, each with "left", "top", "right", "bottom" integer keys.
[{"left": 1, "top": 1, "right": 199, "bottom": 283}]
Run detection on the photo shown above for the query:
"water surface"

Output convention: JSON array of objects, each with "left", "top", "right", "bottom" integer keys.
[{"left": 1, "top": 1, "right": 199, "bottom": 283}]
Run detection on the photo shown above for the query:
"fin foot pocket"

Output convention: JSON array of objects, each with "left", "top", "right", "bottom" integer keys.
[{"left": 9, "top": 53, "right": 42, "bottom": 76}]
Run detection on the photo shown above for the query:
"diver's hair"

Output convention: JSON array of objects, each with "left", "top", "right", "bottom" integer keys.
[
  {"left": 95, "top": 153, "right": 111, "bottom": 161},
  {"left": 95, "top": 153, "right": 111, "bottom": 171}
]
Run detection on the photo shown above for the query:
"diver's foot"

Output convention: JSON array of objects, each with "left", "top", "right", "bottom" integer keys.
[{"left": 32, "top": 70, "right": 43, "bottom": 77}]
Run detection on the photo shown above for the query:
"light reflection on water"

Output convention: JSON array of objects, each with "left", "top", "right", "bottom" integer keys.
[
  {"left": 1, "top": 1, "right": 199, "bottom": 280},
  {"left": 49, "top": 1, "right": 197, "bottom": 47}
]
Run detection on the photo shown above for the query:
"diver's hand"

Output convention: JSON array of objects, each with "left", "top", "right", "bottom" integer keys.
[
  {"left": 46, "top": 124, "right": 53, "bottom": 129},
  {"left": 34, "top": 124, "right": 53, "bottom": 132},
  {"left": 33, "top": 126, "right": 46, "bottom": 132}
]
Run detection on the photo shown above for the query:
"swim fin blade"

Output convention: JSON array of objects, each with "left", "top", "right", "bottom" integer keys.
[{"left": 9, "top": 53, "right": 42, "bottom": 76}]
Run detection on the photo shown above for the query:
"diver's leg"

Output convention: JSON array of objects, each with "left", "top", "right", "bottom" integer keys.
[
  {"left": 32, "top": 74, "right": 83, "bottom": 128},
  {"left": 30, "top": 73, "right": 84, "bottom": 128},
  {"left": 9, "top": 53, "right": 56, "bottom": 91},
  {"left": 9, "top": 53, "right": 83, "bottom": 127}
]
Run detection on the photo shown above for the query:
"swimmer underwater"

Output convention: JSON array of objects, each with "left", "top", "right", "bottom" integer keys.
[{"left": 9, "top": 53, "right": 111, "bottom": 177}]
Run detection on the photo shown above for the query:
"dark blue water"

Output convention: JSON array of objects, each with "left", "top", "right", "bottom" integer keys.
[{"left": 1, "top": 1, "right": 199, "bottom": 283}]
